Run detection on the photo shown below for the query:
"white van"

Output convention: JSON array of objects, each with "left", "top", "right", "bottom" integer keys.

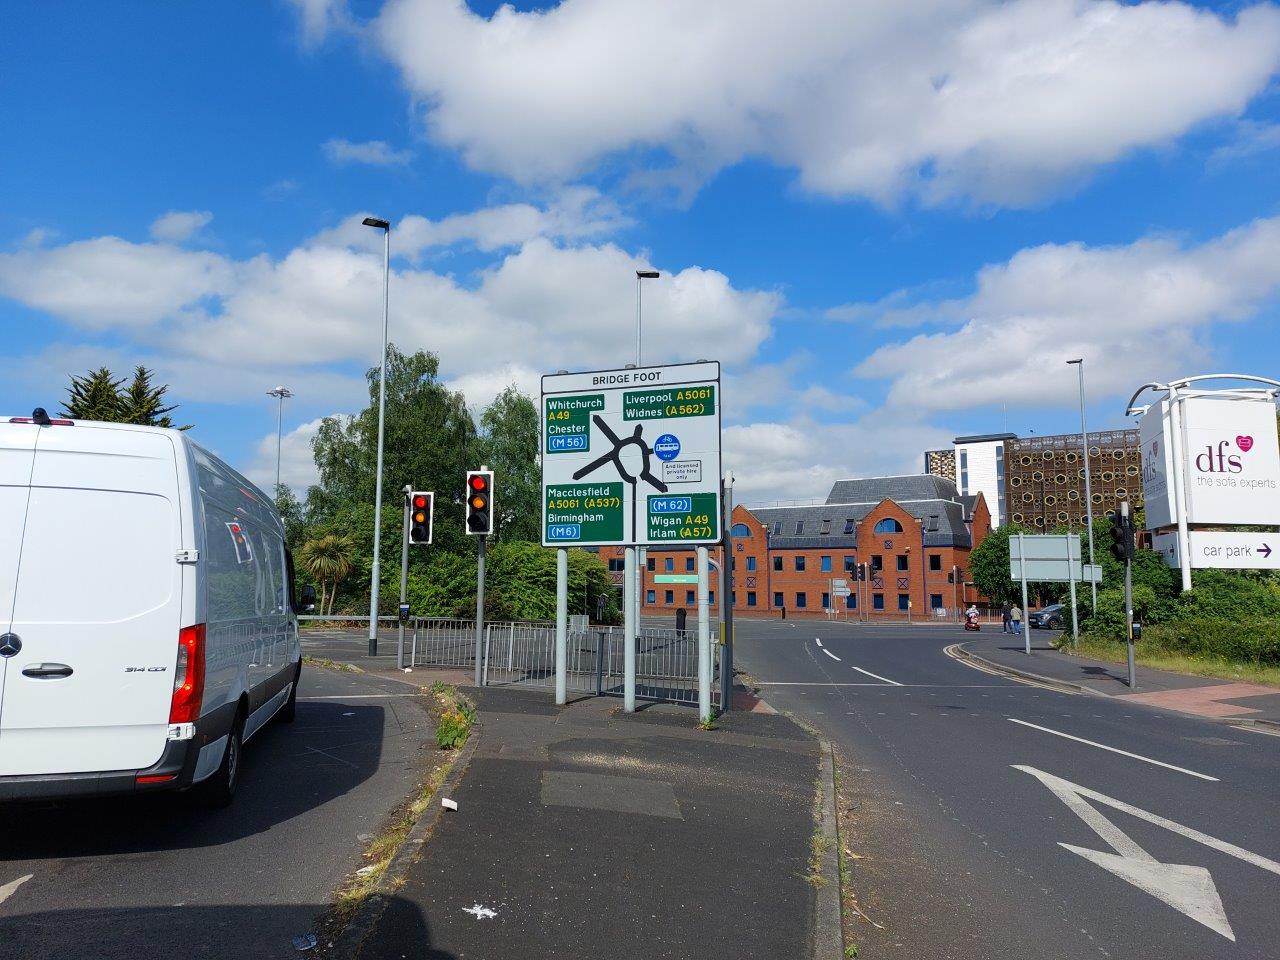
[{"left": 0, "top": 411, "right": 312, "bottom": 806}]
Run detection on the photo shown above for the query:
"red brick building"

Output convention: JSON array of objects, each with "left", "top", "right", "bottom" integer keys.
[{"left": 603, "top": 474, "right": 991, "bottom": 620}]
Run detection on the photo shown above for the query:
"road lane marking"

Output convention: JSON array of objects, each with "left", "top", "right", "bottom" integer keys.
[
  {"left": 821, "top": 648, "right": 842, "bottom": 662},
  {"left": 0, "top": 874, "right": 32, "bottom": 906},
  {"left": 851, "top": 666, "right": 902, "bottom": 686},
  {"left": 1016, "top": 765, "right": 1280, "bottom": 941},
  {"left": 814, "top": 638, "right": 823, "bottom": 647},
  {"left": 300, "top": 694, "right": 419, "bottom": 700},
  {"left": 1008, "top": 719, "right": 1218, "bottom": 782}
]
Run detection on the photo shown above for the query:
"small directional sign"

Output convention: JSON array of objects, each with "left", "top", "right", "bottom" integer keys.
[{"left": 1153, "top": 531, "right": 1280, "bottom": 570}]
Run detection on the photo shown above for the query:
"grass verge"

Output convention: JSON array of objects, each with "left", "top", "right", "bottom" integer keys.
[
  {"left": 302, "top": 655, "right": 363, "bottom": 674},
  {"left": 1066, "top": 639, "right": 1280, "bottom": 688},
  {"left": 832, "top": 748, "right": 871, "bottom": 959}
]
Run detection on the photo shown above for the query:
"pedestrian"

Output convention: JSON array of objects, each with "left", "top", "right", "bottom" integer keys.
[
  {"left": 1010, "top": 603, "right": 1023, "bottom": 635},
  {"left": 1001, "top": 602, "right": 1012, "bottom": 634}
]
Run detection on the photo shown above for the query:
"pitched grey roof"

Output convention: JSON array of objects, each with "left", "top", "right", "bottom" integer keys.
[{"left": 824, "top": 474, "right": 963, "bottom": 506}]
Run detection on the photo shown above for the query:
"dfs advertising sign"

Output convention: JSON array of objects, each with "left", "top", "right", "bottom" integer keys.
[{"left": 1142, "top": 395, "right": 1280, "bottom": 528}]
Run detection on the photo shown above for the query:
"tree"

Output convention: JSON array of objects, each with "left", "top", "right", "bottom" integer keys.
[
  {"left": 967, "top": 523, "right": 1030, "bottom": 606},
  {"left": 62, "top": 367, "right": 124, "bottom": 421},
  {"left": 120, "top": 365, "right": 184, "bottom": 427},
  {"left": 297, "top": 534, "right": 357, "bottom": 615},
  {"left": 478, "top": 385, "right": 540, "bottom": 543}
]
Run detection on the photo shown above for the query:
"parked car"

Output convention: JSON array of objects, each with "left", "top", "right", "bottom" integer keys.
[
  {"left": 0, "top": 411, "right": 313, "bottom": 806},
  {"left": 1028, "top": 604, "right": 1066, "bottom": 630}
]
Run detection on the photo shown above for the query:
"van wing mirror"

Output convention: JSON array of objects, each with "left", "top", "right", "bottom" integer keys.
[{"left": 300, "top": 584, "right": 317, "bottom": 613}]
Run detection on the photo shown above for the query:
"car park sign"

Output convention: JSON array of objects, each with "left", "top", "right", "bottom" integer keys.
[{"left": 541, "top": 361, "right": 722, "bottom": 547}]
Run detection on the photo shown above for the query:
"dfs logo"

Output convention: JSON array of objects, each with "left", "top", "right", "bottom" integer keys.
[{"left": 1195, "top": 435, "right": 1254, "bottom": 475}]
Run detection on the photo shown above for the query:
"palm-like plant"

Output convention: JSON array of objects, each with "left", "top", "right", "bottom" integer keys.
[{"left": 297, "top": 534, "right": 357, "bottom": 615}]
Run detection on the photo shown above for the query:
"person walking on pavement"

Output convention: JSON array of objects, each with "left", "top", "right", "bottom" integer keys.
[
  {"left": 1010, "top": 604, "right": 1023, "bottom": 635},
  {"left": 1001, "top": 602, "right": 1012, "bottom": 634}
]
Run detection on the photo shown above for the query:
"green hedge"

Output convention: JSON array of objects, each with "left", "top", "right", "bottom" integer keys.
[{"left": 1134, "top": 618, "right": 1280, "bottom": 666}]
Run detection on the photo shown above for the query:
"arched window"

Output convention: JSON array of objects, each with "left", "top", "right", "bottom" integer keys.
[
  {"left": 731, "top": 523, "right": 752, "bottom": 538},
  {"left": 873, "top": 518, "right": 903, "bottom": 534}
]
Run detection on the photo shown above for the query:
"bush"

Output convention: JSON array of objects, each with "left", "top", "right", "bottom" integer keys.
[
  {"left": 1141, "top": 618, "right": 1280, "bottom": 666},
  {"left": 435, "top": 708, "right": 473, "bottom": 750}
]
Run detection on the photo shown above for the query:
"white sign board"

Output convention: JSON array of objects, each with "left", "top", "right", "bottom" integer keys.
[
  {"left": 541, "top": 361, "right": 722, "bottom": 547},
  {"left": 1009, "top": 534, "right": 1101, "bottom": 583},
  {"left": 1152, "top": 531, "right": 1280, "bottom": 570},
  {"left": 1142, "top": 394, "right": 1280, "bottom": 528}
]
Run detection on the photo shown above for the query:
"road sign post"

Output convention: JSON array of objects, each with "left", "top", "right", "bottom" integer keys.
[
  {"left": 624, "top": 547, "right": 636, "bottom": 712},
  {"left": 1067, "top": 534, "right": 1079, "bottom": 646},
  {"left": 1122, "top": 501, "right": 1137, "bottom": 689},
  {"left": 697, "top": 545, "right": 711, "bottom": 722},
  {"left": 555, "top": 548, "right": 568, "bottom": 705},
  {"left": 720, "top": 474, "right": 735, "bottom": 711},
  {"left": 1018, "top": 533, "right": 1031, "bottom": 656}
]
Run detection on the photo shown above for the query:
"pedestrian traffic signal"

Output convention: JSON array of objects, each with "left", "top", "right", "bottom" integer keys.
[
  {"left": 1108, "top": 509, "right": 1134, "bottom": 562},
  {"left": 465, "top": 470, "right": 494, "bottom": 536},
  {"left": 409, "top": 491, "right": 433, "bottom": 545}
]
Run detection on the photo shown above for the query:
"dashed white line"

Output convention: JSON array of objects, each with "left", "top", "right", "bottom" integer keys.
[
  {"left": 1007, "top": 718, "right": 1219, "bottom": 782},
  {"left": 0, "top": 874, "right": 32, "bottom": 906},
  {"left": 814, "top": 638, "right": 823, "bottom": 647},
  {"left": 822, "top": 648, "right": 842, "bottom": 662},
  {"left": 850, "top": 666, "right": 903, "bottom": 687}
]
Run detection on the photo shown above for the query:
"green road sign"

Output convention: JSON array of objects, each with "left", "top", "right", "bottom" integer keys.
[
  {"left": 543, "top": 482, "right": 623, "bottom": 544},
  {"left": 654, "top": 574, "right": 700, "bottom": 584},
  {"left": 544, "top": 392, "right": 604, "bottom": 455},
  {"left": 647, "top": 492, "right": 719, "bottom": 542}
]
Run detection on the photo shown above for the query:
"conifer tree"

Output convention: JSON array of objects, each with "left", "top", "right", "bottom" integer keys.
[
  {"left": 61, "top": 367, "right": 125, "bottom": 421},
  {"left": 120, "top": 365, "right": 181, "bottom": 428}
]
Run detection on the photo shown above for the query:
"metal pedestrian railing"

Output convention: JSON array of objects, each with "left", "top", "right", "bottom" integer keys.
[{"left": 405, "top": 616, "right": 719, "bottom": 707}]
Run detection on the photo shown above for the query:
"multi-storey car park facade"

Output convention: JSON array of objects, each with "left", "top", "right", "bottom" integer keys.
[
  {"left": 601, "top": 475, "right": 991, "bottom": 620},
  {"left": 1002, "top": 429, "right": 1142, "bottom": 530}
]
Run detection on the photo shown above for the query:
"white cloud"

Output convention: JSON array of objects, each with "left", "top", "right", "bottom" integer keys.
[
  {"left": 290, "top": 0, "right": 353, "bottom": 47},
  {"left": 244, "top": 417, "right": 327, "bottom": 492},
  {"left": 1208, "top": 119, "right": 1280, "bottom": 168},
  {"left": 446, "top": 363, "right": 542, "bottom": 412},
  {"left": 357, "top": 0, "right": 1280, "bottom": 205},
  {"left": 150, "top": 210, "right": 213, "bottom": 243},
  {"left": 322, "top": 138, "right": 412, "bottom": 166},
  {"left": 20, "top": 227, "right": 56, "bottom": 249},
  {"left": 856, "top": 216, "right": 1280, "bottom": 411}
]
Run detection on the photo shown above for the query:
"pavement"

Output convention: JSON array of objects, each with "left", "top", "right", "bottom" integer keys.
[
  {"left": 348, "top": 685, "right": 829, "bottom": 960},
  {"left": 735, "top": 619, "right": 1280, "bottom": 959},
  {"left": 0, "top": 664, "right": 441, "bottom": 959},
  {"left": 959, "top": 631, "right": 1280, "bottom": 726}
]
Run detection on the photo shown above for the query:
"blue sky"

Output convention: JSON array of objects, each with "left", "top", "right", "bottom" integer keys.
[{"left": 3, "top": 0, "right": 1280, "bottom": 502}]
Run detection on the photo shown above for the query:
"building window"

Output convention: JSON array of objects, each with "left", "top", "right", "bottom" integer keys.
[
  {"left": 646, "top": 590, "right": 655, "bottom": 604},
  {"left": 774, "top": 591, "right": 784, "bottom": 608},
  {"left": 795, "top": 556, "right": 806, "bottom": 572},
  {"left": 896, "top": 554, "right": 908, "bottom": 572},
  {"left": 795, "top": 521, "right": 804, "bottom": 535},
  {"left": 822, "top": 592, "right": 830, "bottom": 608},
  {"left": 871, "top": 554, "right": 883, "bottom": 572},
  {"left": 608, "top": 557, "right": 624, "bottom": 572},
  {"left": 929, "top": 553, "right": 942, "bottom": 571},
  {"left": 773, "top": 556, "right": 783, "bottom": 571},
  {"left": 874, "top": 518, "right": 903, "bottom": 534},
  {"left": 930, "top": 593, "right": 943, "bottom": 609},
  {"left": 796, "top": 592, "right": 807, "bottom": 608},
  {"left": 747, "top": 556, "right": 757, "bottom": 571},
  {"left": 927, "top": 514, "right": 940, "bottom": 532},
  {"left": 665, "top": 590, "right": 674, "bottom": 604},
  {"left": 820, "top": 519, "right": 831, "bottom": 535},
  {"left": 647, "top": 557, "right": 656, "bottom": 571},
  {"left": 843, "top": 519, "right": 855, "bottom": 534},
  {"left": 843, "top": 555, "right": 855, "bottom": 572},
  {"left": 898, "top": 593, "right": 910, "bottom": 611},
  {"left": 747, "top": 592, "right": 757, "bottom": 607},
  {"left": 820, "top": 555, "right": 832, "bottom": 572},
  {"left": 773, "top": 520, "right": 783, "bottom": 536},
  {"left": 686, "top": 590, "right": 695, "bottom": 605},
  {"left": 709, "top": 591, "right": 715, "bottom": 605},
  {"left": 873, "top": 593, "right": 884, "bottom": 610},
  {"left": 959, "top": 449, "right": 969, "bottom": 493},
  {"left": 732, "top": 523, "right": 751, "bottom": 537},
  {"left": 846, "top": 593, "right": 857, "bottom": 610},
  {"left": 665, "top": 557, "right": 674, "bottom": 572},
  {"left": 686, "top": 557, "right": 694, "bottom": 572}
]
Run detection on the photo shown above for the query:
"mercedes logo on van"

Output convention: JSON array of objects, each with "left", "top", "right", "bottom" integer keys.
[{"left": 0, "top": 633, "right": 21, "bottom": 658}]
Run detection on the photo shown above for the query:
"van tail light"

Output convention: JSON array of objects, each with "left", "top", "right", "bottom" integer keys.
[{"left": 170, "top": 624, "right": 206, "bottom": 724}]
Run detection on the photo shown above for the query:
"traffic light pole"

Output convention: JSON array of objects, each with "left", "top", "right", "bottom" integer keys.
[
  {"left": 1122, "top": 501, "right": 1137, "bottom": 689},
  {"left": 398, "top": 485, "right": 411, "bottom": 670},
  {"left": 474, "top": 536, "right": 486, "bottom": 688}
]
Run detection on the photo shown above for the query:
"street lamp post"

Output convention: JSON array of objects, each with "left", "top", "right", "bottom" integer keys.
[
  {"left": 1067, "top": 359, "right": 1098, "bottom": 609},
  {"left": 633, "top": 270, "right": 660, "bottom": 631},
  {"left": 364, "top": 216, "right": 391, "bottom": 656},
  {"left": 266, "top": 386, "right": 293, "bottom": 493}
]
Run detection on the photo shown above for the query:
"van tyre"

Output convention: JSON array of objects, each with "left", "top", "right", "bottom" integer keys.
[
  {"left": 196, "top": 711, "right": 244, "bottom": 808},
  {"left": 277, "top": 663, "right": 301, "bottom": 724}
]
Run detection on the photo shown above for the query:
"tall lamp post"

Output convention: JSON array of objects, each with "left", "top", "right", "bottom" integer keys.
[
  {"left": 1067, "top": 359, "right": 1098, "bottom": 609},
  {"left": 266, "top": 385, "right": 293, "bottom": 493},
  {"left": 364, "top": 216, "right": 391, "bottom": 656},
  {"left": 634, "top": 270, "right": 660, "bottom": 629}
]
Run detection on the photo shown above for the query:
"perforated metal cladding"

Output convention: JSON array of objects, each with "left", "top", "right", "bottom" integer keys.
[{"left": 1002, "top": 430, "right": 1142, "bottom": 530}]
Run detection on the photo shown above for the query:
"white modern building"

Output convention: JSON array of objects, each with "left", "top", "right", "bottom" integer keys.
[{"left": 952, "top": 433, "right": 1015, "bottom": 527}]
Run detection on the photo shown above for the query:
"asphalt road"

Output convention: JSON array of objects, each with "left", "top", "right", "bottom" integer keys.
[
  {"left": 734, "top": 620, "right": 1280, "bottom": 959},
  {"left": 0, "top": 664, "right": 436, "bottom": 959}
]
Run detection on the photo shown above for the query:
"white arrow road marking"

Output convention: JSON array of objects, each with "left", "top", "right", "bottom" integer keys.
[
  {"left": 814, "top": 638, "right": 823, "bottom": 647},
  {"left": 1015, "top": 765, "right": 1280, "bottom": 941},
  {"left": 0, "top": 874, "right": 32, "bottom": 906},
  {"left": 1008, "top": 718, "right": 1219, "bottom": 781}
]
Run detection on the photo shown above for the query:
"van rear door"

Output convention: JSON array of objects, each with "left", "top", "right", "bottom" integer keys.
[
  {"left": 0, "top": 424, "right": 40, "bottom": 733},
  {"left": 0, "top": 425, "right": 184, "bottom": 776}
]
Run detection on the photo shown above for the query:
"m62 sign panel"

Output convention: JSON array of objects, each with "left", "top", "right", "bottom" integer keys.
[{"left": 541, "top": 361, "right": 722, "bottom": 547}]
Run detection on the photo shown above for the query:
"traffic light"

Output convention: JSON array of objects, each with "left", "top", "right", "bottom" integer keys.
[
  {"left": 856, "top": 562, "right": 867, "bottom": 582},
  {"left": 1108, "top": 510, "right": 1134, "bottom": 562},
  {"left": 409, "top": 491, "right": 433, "bottom": 545},
  {"left": 465, "top": 470, "right": 494, "bottom": 536}
]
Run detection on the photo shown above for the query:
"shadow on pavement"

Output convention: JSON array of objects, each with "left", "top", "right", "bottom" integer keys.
[{"left": 2, "top": 701, "right": 384, "bottom": 857}]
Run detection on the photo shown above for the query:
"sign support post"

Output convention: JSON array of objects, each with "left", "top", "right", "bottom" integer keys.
[
  {"left": 1166, "top": 384, "right": 1194, "bottom": 592},
  {"left": 720, "top": 474, "right": 735, "bottom": 712},
  {"left": 1122, "top": 501, "right": 1137, "bottom": 689},
  {"left": 1018, "top": 532, "right": 1031, "bottom": 656},
  {"left": 697, "top": 545, "right": 711, "bottom": 721},
  {"left": 555, "top": 548, "right": 568, "bottom": 704},
  {"left": 1067, "top": 533, "right": 1079, "bottom": 645},
  {"left": 623, "top": 547, "right": 637, "bottom": 711},
  {"left": 397, "top": 485, "right": 411, "bottom": 669}
]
